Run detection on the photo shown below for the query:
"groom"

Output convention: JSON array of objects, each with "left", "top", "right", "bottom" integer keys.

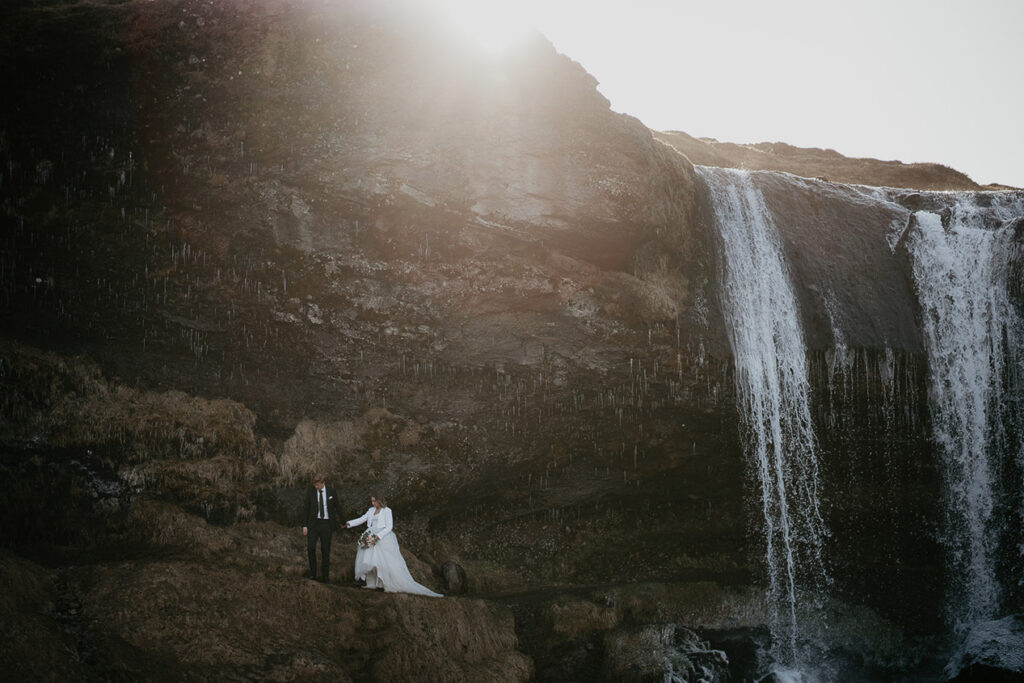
[{"left": 301, "top": 473, "right": 341, "bottom": 583}]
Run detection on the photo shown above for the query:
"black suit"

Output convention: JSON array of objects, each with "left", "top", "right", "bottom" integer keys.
[{"left": 303, "top": 485, "right": 342, "bottom": 581}]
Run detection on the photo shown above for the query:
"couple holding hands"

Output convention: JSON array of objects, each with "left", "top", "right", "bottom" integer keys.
[{"left": 301, "top": 474, "right": 442, "bottom": 597}]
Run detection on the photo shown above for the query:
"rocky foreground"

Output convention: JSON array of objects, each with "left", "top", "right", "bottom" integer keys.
[{"left": 1, "top": 502, "right": 534, "bottom": 682}]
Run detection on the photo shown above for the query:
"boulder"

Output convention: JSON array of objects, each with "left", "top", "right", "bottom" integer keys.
[
  {"left": 946, "top": 615, "right": 1024, "bottom": 682},
  {"left": 441, "top": 561, "right": 468, "bottom": 595}
]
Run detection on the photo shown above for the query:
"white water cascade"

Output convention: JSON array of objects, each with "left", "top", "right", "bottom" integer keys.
[
  {"left": 699, "top": 167, "right": 829, "bottom": 663},
  {"left": 905, "top": 196, "right": 1024, "bottom": 629}
]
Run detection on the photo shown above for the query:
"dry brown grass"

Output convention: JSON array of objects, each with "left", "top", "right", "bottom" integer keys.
[
  {"left": 0, "top": 343, "right": 259, "bottom": 463},
  {"left": 276, "top": 408, "right": 420, "bottom": 486},
  {"left": 70, "top": 531, "right": 532, "bottom": 681},
  {"left": 278, "top": 417, "right": 363, "bottom": 486}
]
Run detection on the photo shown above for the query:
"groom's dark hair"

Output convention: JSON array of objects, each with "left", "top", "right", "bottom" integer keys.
[{"left": 312, "top": 473, "right": 326, "bottom": 485}]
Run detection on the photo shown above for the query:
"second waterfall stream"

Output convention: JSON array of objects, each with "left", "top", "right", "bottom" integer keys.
[{"left": 698, "top": 166, "right": 830, "bottom": 667}]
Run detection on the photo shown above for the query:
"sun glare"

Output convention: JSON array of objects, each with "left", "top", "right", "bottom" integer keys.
[{"left": 434, "top": 0, "right": 537, "bottom": 55}]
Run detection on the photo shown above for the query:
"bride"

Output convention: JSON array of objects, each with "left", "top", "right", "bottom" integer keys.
[{"left": 345, "top": 496, "right": 442, "bottom": 597}]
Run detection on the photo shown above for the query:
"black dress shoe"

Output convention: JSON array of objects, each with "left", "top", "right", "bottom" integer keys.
[
  {"left": 304, "top": 573, "right": 317, "bottom": 580},
  {"left": 374, "top": 587, "right": 385, "bottom": 592}
]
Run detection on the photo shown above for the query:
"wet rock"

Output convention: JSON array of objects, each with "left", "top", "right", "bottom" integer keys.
[
  {"left": 946, "top": 614, "right": 1024, "bottom": 682},
  {"left": 751, "top": 172, "right": 922, "bottom": 351},
  {"left": 1008, "top": 216, "right": 1024, "bottom": 241},
  {"left": 602, "top": 622, "right": 729, "bottom": 682}
]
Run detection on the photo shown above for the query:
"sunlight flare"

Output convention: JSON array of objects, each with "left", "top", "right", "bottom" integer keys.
[{"left": 434, "top": 0, "right": 538, "bottom": 54}]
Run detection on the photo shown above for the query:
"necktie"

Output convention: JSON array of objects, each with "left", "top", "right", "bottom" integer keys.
[{"left": 318, "top": 490, "right": 325, "bottom": 518}]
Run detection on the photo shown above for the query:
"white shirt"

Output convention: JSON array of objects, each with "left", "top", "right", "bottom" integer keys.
[{"left": 316, "top": 488, "right": 329, "bottom": 520}]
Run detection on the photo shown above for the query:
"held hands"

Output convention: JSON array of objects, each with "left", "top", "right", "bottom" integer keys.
[{"left": 302, "top": 526, "right": 308, "bottom": 536}]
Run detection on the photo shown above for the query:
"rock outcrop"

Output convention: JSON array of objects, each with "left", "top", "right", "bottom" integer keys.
[
  {"left": 946, "top": 615, "right": 1024, "bottom": 682},
  {"left": 0, "top": 506, "right": 532, "bottom": 682},
  {"left": 655, "top": 129, "right": 993, "bottom": 190}
]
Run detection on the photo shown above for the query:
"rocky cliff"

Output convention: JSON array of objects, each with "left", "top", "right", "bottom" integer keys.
[
  {"left": 1, "top": 1, "right": 738, "bottom": 678},
  {"left": 2, "top": 0, "right": 1022, "bottom": 680},
  {"left": 654, "top": 129, "right": 995, "bottom": 191}
]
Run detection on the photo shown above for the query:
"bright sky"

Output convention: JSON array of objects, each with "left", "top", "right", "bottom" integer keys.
[{"left": 436, "top": 0, "right": 1024, "bottom": 187}]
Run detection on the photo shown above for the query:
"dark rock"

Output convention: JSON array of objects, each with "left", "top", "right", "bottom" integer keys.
[
  {"left": 0, "top": 551, "right": 86, "bottom": 681},
  {"left": 603, "top": 623, "right": 729, "bottom": 682},
  {"left": 900, "top": 192, "right": 926, "bottom": 210},
  {"left": 750, "top": 171, "right": 922, "bottom": 351},
  {"left": 442, "top": 561, "right": 468, "bottom": 595},
  {"left": 946, "top": 615, "right": 1024, "bottom": 682},
  {"left": 1008, "top": 216, "right": 1024, "bottom": 241}
]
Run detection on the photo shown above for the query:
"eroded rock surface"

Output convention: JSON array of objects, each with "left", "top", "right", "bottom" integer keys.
[{"left": 2, "top": 0, "right": 1020, "bottom": 680}]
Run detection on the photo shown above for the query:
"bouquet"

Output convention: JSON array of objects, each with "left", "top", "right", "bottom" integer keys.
[{"left": 358, "top": 530, "right": 379, "bottom": 549}]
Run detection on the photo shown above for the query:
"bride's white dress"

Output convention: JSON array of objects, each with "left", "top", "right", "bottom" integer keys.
[{"left": 346, "top": 506, "right": 442, "bottom": 597}]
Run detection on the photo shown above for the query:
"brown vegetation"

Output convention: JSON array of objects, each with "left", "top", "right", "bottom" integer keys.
[{"left": 654, "top": 130, "right": 995, "bottom": 190}]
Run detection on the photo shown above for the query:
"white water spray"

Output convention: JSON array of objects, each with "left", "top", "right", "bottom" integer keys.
[
  {"left": 906, "top": 196, "right": 1024, "bottom": 628},
  {"left": 699, "top": 167, "right": 829, "bottom": 663}
]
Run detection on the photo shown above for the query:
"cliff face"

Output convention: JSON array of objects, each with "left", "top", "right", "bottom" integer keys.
[
  {"left": 2, "top": 0, "right": 717, "bottom": 455},
  {"left": 132, "top": 1, "right": 700, "bottom": 268},
  {"left": 0, "top": 1, "right": 742, "bottom": 677},
  {"left": 3, "top": 0, "right": 1021, "bottom": 679}
]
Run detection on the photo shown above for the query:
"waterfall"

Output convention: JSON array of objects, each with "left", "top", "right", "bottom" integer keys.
[
  {"left": 699, "top": 167, "right": 829, "bottom": 663},
  {"left": 906, "top": 196, "right": 1024, "bottom": 629}
]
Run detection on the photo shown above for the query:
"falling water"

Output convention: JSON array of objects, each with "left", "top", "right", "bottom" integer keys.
[
  {"left": 905, "top": 196, "right": 1024, "bottom": 629},
  {"left": 699, "top": 167, "right": 829, "bottom": 663}
]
